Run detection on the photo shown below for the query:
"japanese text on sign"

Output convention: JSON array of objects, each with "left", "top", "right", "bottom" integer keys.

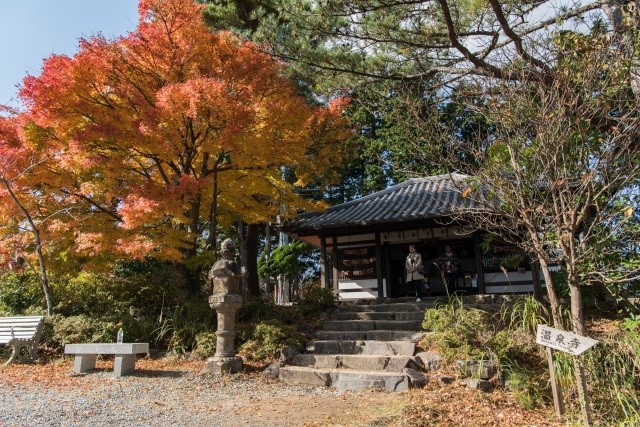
[{"left": 536, "top": 325, "right": 599, "bottom": 356}]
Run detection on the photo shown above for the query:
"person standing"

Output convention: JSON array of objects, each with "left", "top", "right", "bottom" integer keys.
[
  {"left": 438, "top": 245, "right": 459, "bottom": 296},
  {"left": 406, "top": 244, "right": 425, "bottom": 302}
]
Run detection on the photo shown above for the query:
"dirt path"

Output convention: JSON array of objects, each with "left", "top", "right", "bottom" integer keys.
[
  {"left": 0, "top": 358, "right": 407, "bottom": 427},
  {"left": 0, "top": 358, "right": 564, "bottom": 427}
]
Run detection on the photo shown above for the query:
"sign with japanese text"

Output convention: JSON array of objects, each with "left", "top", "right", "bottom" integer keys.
[{"left": 536, "top": 325, "right": 599, "bottom": 356}]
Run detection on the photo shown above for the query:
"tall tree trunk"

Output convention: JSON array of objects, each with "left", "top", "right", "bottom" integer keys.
[
  {"left": 537, "top": 257, "right": 563, "bottom": 328},
  {"left": 207, "top": 165, "right": 219, "bottom": 255},
  {"left": 186, "top": 192, "right": 202, "bottom": 257},
  {"left": 276, "top": 230, "right": 291, "bottom": 304},
  {"left": 245, "top": 223, "right": 260, "bottom": 295},
  {"left": 263, "top": 223, "right": 272, "bottom": 294},
  {"left": 568, "top": 276, "right": 592, "bottom": 426},
  {"left": 237, "top": 219, "right": 247, "bottom": 267},
  {"left": 1, "top": 178, "right": 53, "bottom": 315},
  {"left": 33, "top": 229, "right": 53, "bottom": 315}
]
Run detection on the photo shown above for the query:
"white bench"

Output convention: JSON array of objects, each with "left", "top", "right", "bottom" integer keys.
[
  {"left": 64, "top": 343, "right": 149, "bottom": 377},
  {"left": 0, "top": 316, "right": 45, "bottom": 365}
]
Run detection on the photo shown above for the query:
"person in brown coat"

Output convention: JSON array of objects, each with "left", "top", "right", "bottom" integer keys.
[{"left": 406, "top": 244, "right": 425, "bottom": 301}]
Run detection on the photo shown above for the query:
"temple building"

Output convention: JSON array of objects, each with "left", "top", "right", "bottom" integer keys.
[{"left": 284, "top": 174, "right": 544, "bottom": 300}]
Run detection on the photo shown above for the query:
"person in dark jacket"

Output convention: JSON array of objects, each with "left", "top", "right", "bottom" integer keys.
[{"left": 437, "top": 245, "right": 459, "bottom": 295}]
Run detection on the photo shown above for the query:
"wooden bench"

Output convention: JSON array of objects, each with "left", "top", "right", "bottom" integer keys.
[
  {"left": 64, "top": 343, "right": 149, "bottom": 377},
  {"left": 0, "top": 316, "right": 45, "bottom": 365}
]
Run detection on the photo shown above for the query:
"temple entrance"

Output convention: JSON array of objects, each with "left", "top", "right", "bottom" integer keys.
[{"left": 386, "top": 239, "right": 479, "bottom": 297}]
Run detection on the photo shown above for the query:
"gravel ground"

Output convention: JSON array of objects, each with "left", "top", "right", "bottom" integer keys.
[{"left": 0, "top": 359, "right": 383, "bottom": 427}]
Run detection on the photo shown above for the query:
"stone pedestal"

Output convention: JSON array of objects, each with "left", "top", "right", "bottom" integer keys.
[{"left": 204, "top": 293, "right": 243, "bottom": 375}]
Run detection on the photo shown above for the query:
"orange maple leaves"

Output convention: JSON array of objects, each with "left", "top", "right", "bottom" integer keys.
[{"left": 3, "top": 0, "right": 350, "bottom": 265}]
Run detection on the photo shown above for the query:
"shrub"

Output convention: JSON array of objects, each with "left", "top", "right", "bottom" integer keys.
[
  {"left": 0, "top": 272, "right": 42, "bottom": 314},
  {"left": 239, "top": 319, "right": 306, "bottom": 361},
  {"left": 421, "top": 297, "right": 494, "bottom": 360},
  {"left": 48, "top": 314, "right": 118, "bottom": 348},
  {"left": 297, "top": 282, "right": 336, "bottom": 315},
  {"left": 154, "top": 299, "right": 214, "bottom": 354},
  {"left": 192, "top": 332, "right": 217, "bottom": 359}
]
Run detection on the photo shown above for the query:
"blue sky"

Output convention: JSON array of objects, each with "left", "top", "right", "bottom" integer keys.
[{"left": 0, "top": 1, "right": 139, "bottom": 109}]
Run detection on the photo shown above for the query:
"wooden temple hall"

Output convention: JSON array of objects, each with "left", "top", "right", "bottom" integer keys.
[{"left": 284, "top": 174, "right": 545, "bottom": 300}]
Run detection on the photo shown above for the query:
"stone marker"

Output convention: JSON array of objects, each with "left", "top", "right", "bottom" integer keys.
[{"left": 204, "top": 239, "right": 246, "bottom": 375}]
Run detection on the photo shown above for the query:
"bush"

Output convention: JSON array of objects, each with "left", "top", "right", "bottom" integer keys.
[
  {"left": 48, "top": 314, "right": 119, "bottom": 348},
  {"left": 154, "top": 299, "right": 215, "bottom": 354},
  {"left": 0, "top": 272, "right": 42, "bottom": 314},
  {"left": 297, "top": 283, "right": 336, "bottom": 315},
  {"left": 192, "top": 331, "right": 217, "bottom": 359},
  {"left": 421, "top": 297, "right": 494, "bottom": 360},
  {"left": 239, "top": 319, "right": 306, "bottom": 361}
]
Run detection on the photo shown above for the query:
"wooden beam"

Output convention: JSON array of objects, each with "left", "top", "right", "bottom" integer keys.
[
  {"left": 383, "top": 242, "right": 392, "bottom": 298},
  {"left": 375, "top": 232, "right": 383, "bottom": 298},
  {"left": 332, "top": 238, "right": 340, "bottom": 294},
  {"left": 320, "top": 236, "right": 328, "bottom": 289},
  {"left": 531, "top": 259, "right": 543, "bottom": 301},
  {"left": 473, "top": 232, "right": 486, "bottom": 294}
]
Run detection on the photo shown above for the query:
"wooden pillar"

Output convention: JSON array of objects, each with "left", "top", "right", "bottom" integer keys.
[
  {"left": 383, "top": 242, "right": 391, "bottom": 298},
  {"left": 375, "top": 232, "right": 383, "bottom": 298},
  {"left": 332, "top": 238, "right": 340, "bottom": 294},
  {"left": 532, "top": 259, "right": 543, "bottom": 301},
  {"left": 473, "top": 232, "right": 486, "bottom": 294},
  {"left": 320, "top": 236, "right": 328, "bottom": 289}
]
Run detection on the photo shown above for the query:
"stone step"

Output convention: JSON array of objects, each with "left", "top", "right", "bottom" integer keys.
[
  {"left": 279, "top": 366, "right": 427, "bottom": 392},
  {"left": 308, "top": 340, "right": 417, "bottom": 356},
  {"left": 315, "top": 330, "right": 426, "bottom": 341},
  {"left": 322, "top": 320, "right": 423, "bottom": 331},
  {"left": 332, "top": 311, "right": 424, "bottom": 321},
  {"left": 290, "top": 354, "right": 421, "bottom": 372},
  {"left": 338, "top": 303, "right": 431, "bottom": 313}
]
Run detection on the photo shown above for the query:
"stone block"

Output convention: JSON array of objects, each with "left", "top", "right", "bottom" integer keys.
[
  {"left": 331, "top": 371, "right": 409, "bottom": 392},
  {"left": 414, "top": 351, "right": 443, "bottom": 371},
  {"left": 279, "top": 367, "right": 331, "bottom": 387},
  {"left": 290, "top": 354, "right": 340, "bottom": 369},
  {"left": 316, "top": 331, "right": 367, "bottom": 341},
  {"left": 309, "top": 340, "right": 358, "bottom": 355},
  {"left": 456, "top": 360, "right": 497, "bottom": 380},
  {"left": 333, "top": 312, "right": 394, "bottom": 321},
  {"left": 358, "top": 341, "right": 416, "bottom": 356},
  {"left": 322, "top": 320, "right": 376, "bottom": 331},
  {"left": 73, "top": 354, "right": 97, "bottom": 374},
  {"left": 439, "top": 375, "right": 455, "bottom": 385},
  {"left": 263, "top": 362, "right": 280, "bottom": 379},
  {"left": 204, "top": 356, "right": 243, "bottom": 375},
  {"left": 339, "top": 355, "right": 388, "bottom": 371},
  {"left": 374, "top": 320, "right": 423, "bottom": 331},
  {"left": 279, "top": 346, "right": 300, "bottom": 364},
  {"left": 385, "top": 356, "right": 417, "bottom": 372},
  {"left": 394, "top": 312, "right": 425, "bottom": 321},
  {"left": 208, "top": 293, "right": 243, "bottom": 310},
  {"left": 465, "top": 378, "right": 493, "bottom": 392},
  {"left": 403, "top": 367, "right": 428, "bottom": 388}
]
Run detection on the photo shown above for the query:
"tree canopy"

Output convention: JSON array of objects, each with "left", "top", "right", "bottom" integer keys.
[{"left": 10, "top": 0, "right": 350, "bottom": 266}]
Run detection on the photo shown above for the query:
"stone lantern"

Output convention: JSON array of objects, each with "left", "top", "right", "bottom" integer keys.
[{"left": 204, "top": 239, "right": 246, "bottom": 375}]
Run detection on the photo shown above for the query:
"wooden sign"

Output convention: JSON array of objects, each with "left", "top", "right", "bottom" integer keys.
[{"left": 536, "top": 325, "right": 599, "bottom": 356}]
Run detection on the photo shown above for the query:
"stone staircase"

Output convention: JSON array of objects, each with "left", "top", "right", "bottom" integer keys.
[{"left": 279, "top": 298, "right": 435, "bottom": 392}]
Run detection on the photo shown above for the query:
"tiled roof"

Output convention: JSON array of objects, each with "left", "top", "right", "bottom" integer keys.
[{"left": 285, "top": 173, "right": 475, "bottom": 235}]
